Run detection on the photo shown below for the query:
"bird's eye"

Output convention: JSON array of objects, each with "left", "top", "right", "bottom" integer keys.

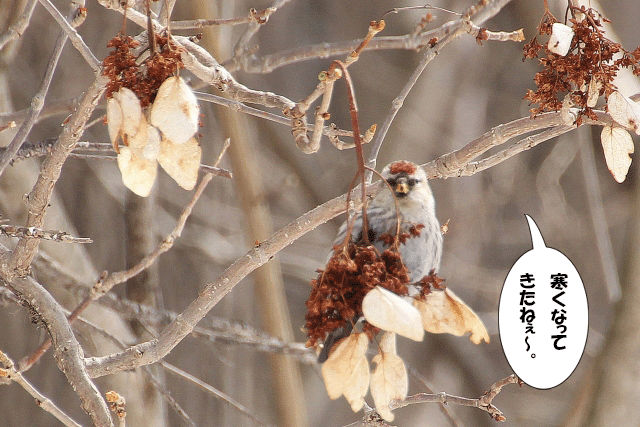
[
  {"left": 408, "top": 178, "right": 418, "bottom": 186},
  {"left": 386, "top": 178, "right": 396, "bottom": 187}
]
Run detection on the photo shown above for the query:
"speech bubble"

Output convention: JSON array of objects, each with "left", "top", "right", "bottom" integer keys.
[{"left": 499, "top": 215, "right": 588, "bottom": 389}]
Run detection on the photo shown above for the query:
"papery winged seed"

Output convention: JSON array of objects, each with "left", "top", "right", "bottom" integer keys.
[
  {"left": 116, "top": 146, "right": 157, "bottom": 197},
  {"left": 113, "top": 87, "right": 143, "bottom": 137},
  {"left": 601, "top": 124, "right": 634, "bottom": 183},
  {"left": 150, "top": 76, "right": 199, "bottom": 145},
  {"left": 608, "top": 91, "right": 640, "bottom": 135},
  {"left": 107, "top": 97, "right": 123, "bottom": 147},
  {"left": 362, "top": 286, "right": 424, "bottom": 341},
  {"left": 370, "top": 332, "right": 407, "bottom": 422},
  {"left": 414, "top": 288, "right": 490, "bottom": 344},
  {"left": 157, "top": 136, "right": 201, "bottom": 190},
  {"left": 321, "top": 333, "right": 370, "bottom": 412},
  {"left": 143, "top": 125, "right": 161, "bottom": 161}
]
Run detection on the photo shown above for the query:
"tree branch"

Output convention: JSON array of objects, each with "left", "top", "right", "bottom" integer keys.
[{"left": 0, "top": 350, "right": 83, "bottom": 427}]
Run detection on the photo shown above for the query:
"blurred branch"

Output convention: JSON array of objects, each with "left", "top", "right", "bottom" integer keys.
[
  {"left": 18, "top": 165, "right": 218, "bottom": 372},
  {"left": 1, "top": 139, "right": 233, "bottom": 178},
  {"left": 0, "top": 0, "right": 37, "bottom": 51},
  {"left": 0, "top": 350, "right": 83, "bottom": 427},
  {"left": 0, "top": 98, "right": 77, "bottom": 131},
  {"left": 162, "top": 362, "right": 270, "bottom": 427},
  {"left": 367, "top": 0, "right": 518, "bottom": 177},
  {"left": 0, "top": 10, "right": 77, "bottom": 177}
]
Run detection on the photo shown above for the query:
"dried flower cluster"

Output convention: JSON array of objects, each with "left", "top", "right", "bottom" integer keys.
[
  {"left": 304, "top": 239, "right": 411, "bottom": 349},
  {"left": 523, "top": 5, "right": 640, "bottom": 124},
  {"left": 103, "top": 33, "right": 201, "bottom": 197},
  {"left": 306, "top": 220, "right": 490, "bottom": 420},
  {"left": 103, "top": 34, "right": 184, "bottom": 108}
]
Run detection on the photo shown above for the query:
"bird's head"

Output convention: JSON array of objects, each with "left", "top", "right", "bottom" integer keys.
[{"left": 380, "top": 161, "right": 432, "bottom": 203}]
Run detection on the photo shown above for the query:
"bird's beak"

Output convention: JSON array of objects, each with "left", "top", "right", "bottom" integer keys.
[{"left": 394, "top": 177, "right": 410, "bottom": 196}]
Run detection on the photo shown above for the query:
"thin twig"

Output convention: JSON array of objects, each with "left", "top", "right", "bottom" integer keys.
[
  {"left": 37, "top": 0, "right": 100, "bottom": 70},
  {"left": 0, "top": 0, "right": 38, "bottom": 51},
  {"left": 0, "top": 23, "right": 68, "bottom": 177},
  {"left": 389, "top": 374, "right": 521, "bottom": 421},
  {"left": 162, "top": 362, "right": 270, "bottom": 427},
  {"left": 1, "top": 139, "right": 233, "bottom": 178},
  {"left": 231, "top": 0, "right": 291, "bottom": 67},
  {"left": 0, "top": 350, "right": 83, "bottom": 427},
  {"left": 0, "top": 224, "right": 92, "bottom": 243},
  {"left": 171, "top": 7, "right": 277, "bottom": 30},
  {"left": 18, "top": 164, "right": 216, "bottom": 371},
  {"left": 366, "top": 0, "right": 516, "bottom": 179}
]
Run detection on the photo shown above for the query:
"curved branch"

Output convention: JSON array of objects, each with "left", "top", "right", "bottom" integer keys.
[{"left": 83, "top": 105, "right": 622, "bottom": 378}]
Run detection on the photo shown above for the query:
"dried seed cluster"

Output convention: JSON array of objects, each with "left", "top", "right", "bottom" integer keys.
[
  {"left": 305, "top": 225, "right": 426, "bottom": 349},
  {"left": 103, "top": 34, "right": 184, "bottom": 107},
  {"left": 523, "top": 5, "right": 640, "bottom": 124}
]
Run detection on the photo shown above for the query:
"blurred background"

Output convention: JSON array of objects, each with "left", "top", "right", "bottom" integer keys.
[{"left": 1, "top": 0, "right": 639, "bottom": 426}]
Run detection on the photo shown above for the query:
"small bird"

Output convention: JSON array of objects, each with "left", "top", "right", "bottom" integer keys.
[{"left": 317, "top": 160, "right": 443, "bottom": 362}]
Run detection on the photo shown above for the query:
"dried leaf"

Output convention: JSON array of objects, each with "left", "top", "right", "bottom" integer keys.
[
  {"left": 608, "top": 90, "right": 640, "bottom": 135},
  {"left": 370, "top": 332, "right": 407, "bottom": 422},
  {"left": 321, "top": 333, "right": 370, "bottom": 412},
  {"left": 362, "top": 286, "right": 424, "bottom": 342},
  {"left": 601, "top": 124, "right": 634, "bottom": 183},
  {"left": 150, "top": 76, "right": 199, "bottom": 145},
  {"left": 414, "top": 288, "right": 490, "bottom": 344},
  {"left": 157, "top": 136, "right": 201, "bottom": 190},
  {"left": 548, "top": 23, "right": 574, "bottom": 56},
  {"left": 116, "top": 120, "right": 158, "bottom": 197}
]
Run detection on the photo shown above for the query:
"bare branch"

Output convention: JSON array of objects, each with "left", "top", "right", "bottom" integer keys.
[
  {"left": 0, "top": 265, "right": 112, "bottom": 426},
  {"left": 18, "top": 167, "right": 216, "bottom": 372},
  {"left": 0, "top": 21, "right": 71, "bottom": 177},
  {"left": 389, "top": 374, "right": 522, "bottom": 422},
  {"left": 422, "top": 108, "right": 619, "bottom": 179},
  {"left": 367, "top": 0, "right": 517, "bottom": 177},
  {"left": 0, "top": 0, "right": 38, "bottom": 51},
  {"left": 0, "top": 350, "right": 83, "bottom": 427},
  {"left": 178, "top": 35, "right": 295, "bottom": 112},
  {"left": 37, "top": 0, "right": 100, "bottom": 70},
  {"left": 171, "top": 7, "right": 278, "bottom": 30},
  {"left": 0, "top": 223, "right": 92, "bottom": 243}
]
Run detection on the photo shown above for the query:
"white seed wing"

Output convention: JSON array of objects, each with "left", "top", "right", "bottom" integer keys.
[{"left": 362, "top": 286, "right": 424, "bottom": 341}]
